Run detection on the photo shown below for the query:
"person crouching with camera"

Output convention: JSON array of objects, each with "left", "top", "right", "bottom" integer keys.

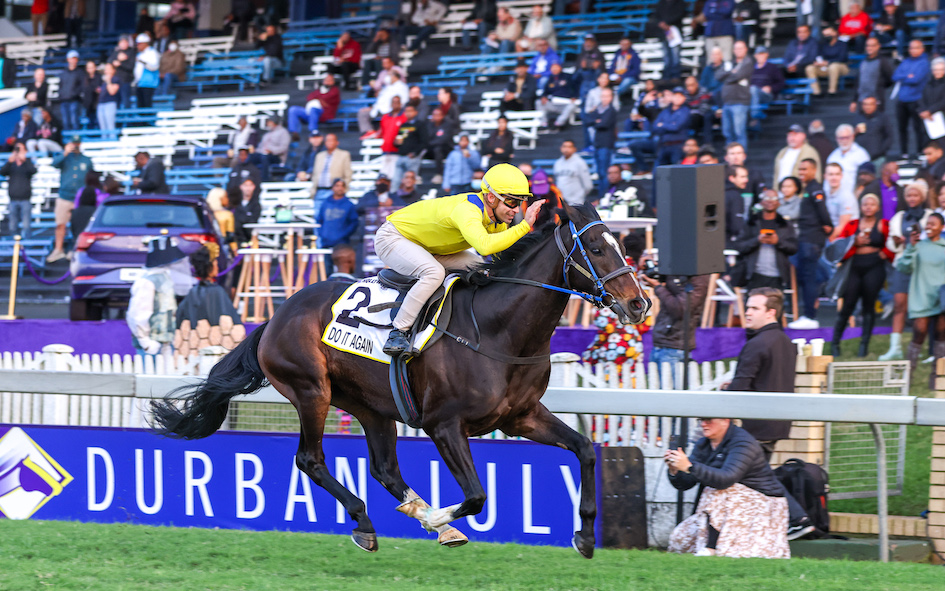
[{"left": 664, "top": 417, "right": 790, "bottom": 558}]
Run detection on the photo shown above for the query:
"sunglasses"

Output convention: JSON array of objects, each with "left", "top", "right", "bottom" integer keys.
[{"left": 499, "top": 196, "right": 525, "bottom": 209}]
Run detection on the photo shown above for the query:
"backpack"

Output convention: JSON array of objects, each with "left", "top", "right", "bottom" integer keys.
[{"left": 774, "top": 458, "right": 830, "bottom": 536}]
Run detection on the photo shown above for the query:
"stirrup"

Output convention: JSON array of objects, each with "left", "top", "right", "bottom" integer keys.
[{"left": 383, "top": 329, "right": 410, "bottom": 355}]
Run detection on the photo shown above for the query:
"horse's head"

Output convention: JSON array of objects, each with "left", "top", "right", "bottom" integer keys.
[{"left": 555, "top": 203, "right": 651, "bottom": 324}]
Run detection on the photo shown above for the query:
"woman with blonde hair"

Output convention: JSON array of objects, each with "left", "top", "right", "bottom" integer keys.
[{"left": 206, "top": 187, "right": 236, "bottom": 255}]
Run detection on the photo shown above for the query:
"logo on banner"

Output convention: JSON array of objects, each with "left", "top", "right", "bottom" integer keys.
[
  {"left": 322, "top": 276, "right": 459, "bottom": 364},
  {"left": 0, "top": 427, "right": 73, "bottom": 520}
]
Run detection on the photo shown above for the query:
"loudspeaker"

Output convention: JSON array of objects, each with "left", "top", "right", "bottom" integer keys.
[{"left": 654, "top": 164, "right": 726, "bottom": 276}]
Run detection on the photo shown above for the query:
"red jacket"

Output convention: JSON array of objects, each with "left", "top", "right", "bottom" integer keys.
[
  {"left": 333, "top": 39, "right": 362, "bottom": 65},
  {"left": 839, "top": 13, "right": 872, "bottom": 37},
  {"left": 306, "top": 84, "right": 340, "bottom": 122},
  {"left": 379, "top": 112, "right": 407, "bottom": 153},
  {"left": 837, "top": 218, "right": 894, "bottom": 260}
]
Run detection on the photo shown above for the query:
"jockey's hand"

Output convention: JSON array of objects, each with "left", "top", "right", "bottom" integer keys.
[{"left": 523, "top": 199, "right": 545, "bottom": 227}]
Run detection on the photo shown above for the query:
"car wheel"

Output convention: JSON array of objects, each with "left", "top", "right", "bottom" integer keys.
[{"left": 69, "top": 298, "right": 103, "bottom": 321}]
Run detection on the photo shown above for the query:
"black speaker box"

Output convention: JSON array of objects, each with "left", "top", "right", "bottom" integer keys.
[{"left": 654, "top": 164, "right": 726, "bottom": 276}]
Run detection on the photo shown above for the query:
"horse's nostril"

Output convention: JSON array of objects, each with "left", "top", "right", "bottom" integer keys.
[{"left": 630, "top": 299, "right": 643, "bottom": 311}]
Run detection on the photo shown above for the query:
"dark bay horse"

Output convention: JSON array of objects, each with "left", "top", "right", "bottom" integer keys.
[{"left": 151, "top": 203, "right": 650, "bottom": 558}]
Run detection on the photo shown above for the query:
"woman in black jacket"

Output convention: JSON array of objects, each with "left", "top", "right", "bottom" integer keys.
[
  {"left": 482, "top": 116, "right": 514, "bottom": 166},
  {"left": 665, "top": 418, "right": 790, "bottom": 558}
]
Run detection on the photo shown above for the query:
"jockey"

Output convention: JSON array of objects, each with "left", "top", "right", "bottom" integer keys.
[{"left": 375, "top": 162, "right": 545, "bottom": 355}]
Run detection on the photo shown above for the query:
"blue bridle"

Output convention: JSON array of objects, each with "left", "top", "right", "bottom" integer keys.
[{"left": 552, "top": 219, "right": 637, "bottom": 308}]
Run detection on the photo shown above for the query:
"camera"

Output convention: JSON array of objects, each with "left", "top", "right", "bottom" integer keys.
[{"left": 641, "top": 259, "right": 663, "bottom": 281}]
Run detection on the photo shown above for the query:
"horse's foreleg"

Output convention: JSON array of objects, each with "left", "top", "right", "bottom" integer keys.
[
  {"left": 360, "top": 413, "right": 467, "bottom": 547},
  {"left": 503, "top": 405, "right": 597, "bottom": 559},
  {"left": 425, "top": 421, "right": 487, "bottom": 529}
]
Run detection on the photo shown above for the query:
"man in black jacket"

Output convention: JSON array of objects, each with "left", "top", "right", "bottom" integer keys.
[
  {"left": 427, "top": 107, "right": 454, "bottom": 186},
  {"left": 848, "top": 36, "right": 895, "bottom": 113},
  {"left": 461, "top": 0, "right": 496, "bottom": 51},
  {"left": 734, "top": 192, "right": 799, "bottom": 290},
  {"left": 59, "top": 50, "right": 85, "bottom": 132},
  {"left": 501, "top": 59, "right": 538, "bottom": 112},
  {"left": 133, "top": 152, "right": 169, "bottom": 194},
  {"left": 1, "top": 142, "right": 37, "bottom": 239},
  {"left": 589, "top": 87, "right": 618, "bottom": 194},
  {"left": 725, "top": 165, "right": 752, "bottom": 245},
  {"left": 392, "top": 104, "right": 428, "bottom": 191},
  {"left": 853, "top": 94, "right": 894, "bottom": 162},
  {"left": 788, "top": 158, "right": 833, "bottom": 330}
]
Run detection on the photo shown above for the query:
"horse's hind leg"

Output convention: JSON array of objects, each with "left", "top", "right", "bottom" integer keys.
[
  {"left": 291, "top": 380, "right": 378, "bottom": 552},
  {"left": 359, "top": 412, "right": 468, "bottom": 548}
]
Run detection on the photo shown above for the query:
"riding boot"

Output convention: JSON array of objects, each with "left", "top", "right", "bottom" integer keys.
[
  {"left": 930, "top": 341, "right": 945, "bottom": 390},
  {"left": 383, "top": 329, "right": 411, "bottom": 356},
  {"left": 858, "top": 315, "right": 875, "bottom": 358},
  {"left": 907, "top": 341, "right": 922, "bottom": 381},
  {"left": 830, "top": 317, "right": 846, "bottom": 357}
]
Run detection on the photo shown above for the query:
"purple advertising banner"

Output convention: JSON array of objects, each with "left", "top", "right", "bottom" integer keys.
[{"left": 0, "top": 424, "right": 589, "bottom": 547}]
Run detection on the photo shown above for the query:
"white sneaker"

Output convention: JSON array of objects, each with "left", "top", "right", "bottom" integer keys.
[
  {"left": 922, "top": 356, "right": 935, "bottom": 365},
  {"left": 788, "top": 316, "right": 820, "bottom": 330},
  {"left": 46, "top": 249, "right": 65, "bottom": 263},
  {"left": 694, "top": 548, "right": 717, "bottom": 556}
]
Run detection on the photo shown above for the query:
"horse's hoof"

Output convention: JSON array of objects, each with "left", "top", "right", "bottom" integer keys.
[
  {"left": 438, "top": 527, "right": 468, "bottom": 548},
  {"left": 571, "top": 532, "right": 594, "bottom": 559},
  {"left": 351, "top": 530, "right": 378, "bottom": 552}
]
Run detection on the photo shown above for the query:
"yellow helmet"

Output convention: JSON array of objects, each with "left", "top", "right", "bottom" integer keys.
[{"left": 481, "top": 163, "right": 532, "bottom": 199}]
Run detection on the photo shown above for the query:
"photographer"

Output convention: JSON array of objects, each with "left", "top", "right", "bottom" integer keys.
[{"left": 638, "top": 262, "right": 709, "bottom": 382}]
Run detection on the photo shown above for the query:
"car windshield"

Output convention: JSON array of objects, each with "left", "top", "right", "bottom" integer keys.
[{"left": 97, "top": 201, "right": 202, "bottom": 228}]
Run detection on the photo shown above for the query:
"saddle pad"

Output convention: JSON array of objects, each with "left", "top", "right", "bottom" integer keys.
[{"left": 322, "top": 275, "right": 461, "bottom": 364}]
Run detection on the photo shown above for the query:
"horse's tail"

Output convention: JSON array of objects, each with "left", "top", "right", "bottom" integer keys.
[{"left": 150, "top": 322, "right": 269, "bottom": 439}]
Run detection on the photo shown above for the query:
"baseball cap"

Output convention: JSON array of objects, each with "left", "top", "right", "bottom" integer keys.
[
  {"left": 883, "top": 0, "right": 896, "bottom": 5},
  {"left": 309, "top": 129, "right": 322, "bottom": 137},
  {"left": 754, "top": 46, "right": 769, "bottom": 55},
  {"left": 857, "top": 161, "right": 877, "bottom": 175},
  {"left": 531, "top": 169, "right": 551, "bottom": 195},
  {"left": 376, "top": 173, "right": 390, "bottom": 182},
  {"left": 584, "top": 33, "right": 596, "bottom": 40},
  {"left": 66, "top": 50, "right": 79, "bottom": 59},
  {"left": 332, "top": 177, "right": 346, "bottom": 186},
  {"left": 788, "top": 124, "right": 805, "bottom": 133},
  {"left": 671, "top": 86, "right": 686, "bottom": 94},
  {"left": 136, "top": 33, "right": 150, "bottom": 44}
]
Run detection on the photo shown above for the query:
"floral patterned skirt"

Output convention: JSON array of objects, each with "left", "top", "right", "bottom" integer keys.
[{"left": 668, "top": 483, "right": 790, "bottom": 559}]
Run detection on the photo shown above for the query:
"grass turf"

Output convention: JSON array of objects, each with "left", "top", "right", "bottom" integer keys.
[{"left": 0, "top": 520, "right": 943, "bottom": 591}]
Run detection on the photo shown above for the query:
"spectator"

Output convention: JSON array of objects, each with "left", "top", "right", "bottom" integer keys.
[
  {"left": 732, "top": 0, "right": 761, "bottom": 43},
  {"left": 359, "top": 69, "right": 408, "bottom": 138},
  {"left": 935, "top": 10, "right": 945, "bottom": 58},
  {"left": 359, "top": 174, "right": 403, "bottom": 210},
  {"left": 540, "top": 61, "right": 579, "bottom": 130},
  {"left": 646, "top": 0, "right": 687, "bottom": 81},
  {"left": 921, "top": 141, "right": 945, "bottom": 186},
  {"left": 59, "top": 50, "right": 84, "bottom": 132},
  {"left": 881, "top": 181, "right": 932, "bottom": 361},
  {"left": 127, "top": 236, "right": 184, "bottom": 357},
  {"left": 153, "top": 21, "right": 171, "bottom": 54},
  {"left": 436, "top": 87, "right": 461, "bottom": 131},
  {"left": 698, "top": 0, "right": 735, "bottom": 62},
  {"left": 376, "top": 95, "right": 407, "bottom": 178},
  {"left": 0, "top": 46, "right": 16, "bottom": 90},
  {"left": 628, "top": 80, "right": 669, "bottom": 131},
  {"left": 837, "top": 1, "right": 872, "bottom": 54},
  {"left": 777, "top": 175, "right": 803, "bottom": 223},
  {"left": 287, "top": 75, "right": 341, "bottom": 137},
  {"left": 937, "top": 183, "right": 945, "bottom": 214},
  {"left": 894, "top": 39, "right": 932, "bottom": 160},
  {"left": 528, "top": 38, "right": 561, "bottom": 89},
  {"left": 698, "top": 145, "right": 721, "bottom": 164},
  {"left": 717, "top": 40, "right": 753, "bottom": 148},
  {"left": 489, "top": 7, "right": 521, "bottom": 54},
  {"left": 919, "top": 58, "right": 945, "bottom": 146},
  {"left": 683, "top": 75, "right": 716, "bottom": 142},
  {"left": 175, "top": 244, "right": 244, "bottom": 355},
  {"left": 133, "top": 151, "right": 169, "bottom": 194},
  {"left": 807, "top": 119, "right": 835, "bottom": 166},
  {"left": 226, "top": 147, "right": 261, "bottom": 201},
  {"left": 7, "top": 110, "right": 37, "bottom": 149},
  {"left": 665, "top": 413, "right": 791, "bottom": 558},
  {"left": 317, "top": 178, "right": 359, "bottom": 251},
  {"left": 501, "top": 58, "right": 538, "bottom": 111},
  {"left": 805, "top": 26, "right": 848, "bottom": 97},
  {"left": 853, "top": 95, "right": 894, "bottom": 163},
  {"left": 897, "top": 213, "right": 945, "bottom": 384},
  {"left": 725, "top": 142, "right": 765, "bottom": 197},
  {"left": 795, "top": 0, "right": 822, "bottom": 38},
  {"left": 629, "top": 86, "right": 691, "bottom": 173},
  {"left": 583, "top": 72, "right": 621, "bottom": 151},
  {"left": 1, "top": 142, "right": 37, "bottom": 239},
  {"left": 136, "top": 7, "right": 154, "bottom": 37},
  {"left": 158, "top": 41, "right": 187, "bottom": 96},
  {"left": 639, "top": 270, "right": 709, "bottom": 376},
  {"left": 71, "top": 171, "right": 106, "bottom": 239},
  {"left": 96, "top": 63, "right": 121, "bottom": 138},
  {"left": 482, "top": 115, "right": 514, "bottom": 166},
  {"left": 31, "top": 0, "right": 48, "bottom": 36},
  {"left": 63, "top": 0, "right": 83, "bottom": 46},
  {"left": 232, "top": 177, "right": 261, "bottom": 245},
  {"left": 255, "top": 24, "right": 284, "bottom": 85},
  {"left": 362, "top": 29, "right": 401, "bottom": 91},
  {"left": 395, "top": 170, "right": 421, "bottom": 205},
  {"left": 291, "top": 131, "right": 324, "bottom": 182},
  {"left": 699, "top": 46, "right": 726, "bottom": 98},
  {"left": 854, "top": 161, "right": 877, "bottom": 199},
  {"left": 590, "top": 87, "right": 618, "bottom": 193},
  {"left": 25, "top": 68, "right": 48, "bottom": 122},
  {"left": 443, "top": 134, "right": 480, "bottom": 194},
  {"left": 734, "top": 191, "right": 799, "bottom": 291},
  {"left": 80, "top": 60, "right": 101, "bottom": 130},
  {"left": 400, "top": 0, "right": 447, "bottom": 54},
  {"left": 27, "top": 108, "right": 63, "bottom": 155},
  {"left": 773, "top": 124, "right": 821, "bottom": 185},
  {"left": 680, "top": 138, "right": 701, "bottom": 164},
  {"left": 865, "top": 160, "right": 904, "bottom": 221},
  {"left": 427, "top": 107, "right": 454, "bottom": 185},
  {"left": 228, "top": 116, "right": 259, "bottom": 158},
  {"left": 133, "top": 33, "right": 160, "bottom": 109},
  {"left": 573, "top": 34, "right": 605, "bottom": 98},
  {"left": 787, "top": 158, "right": 832, "bottom": 329},
  {"left": 108, "top": 35, "right": 136, "bottom": 109},
  {"left": 725, "top": 165, "right": 752, "bottom": 244},
  {"left": 461, "top": 0, "right": 496, "bottom": 51},
  {"left": 821, "top": 163, "right": 856, "bottom": 243},
  {"left": 749, "top": 46, "right": 785, "bottom": 118},
  {"left": 328, "top": 31, "right": 362, "bottom": 91},
  {"left": 609, "top": 38, "right": 641, "bottom": 97},
  {"left": 849, "top": 36, "right": 895, "bottom": 113},
  {"left": 827, "top": 124, "right": 870, "bottom": 195},
  {"left": 328, "top": 244, "right": 359, "bottom": 282},
  {"left": 406, "top": 85, "right": 431, "bottom": 121},
  {"left": 829, "top": 193, "right": 892, "bottom": 356},
  {"left": 164, "top": 0, "right": 196, "bottom": 40},
  {"left": 310, "top": 133, "right": 353, "bottom": 201},
  {"left": 254, "top": 115, "right": 291, "bottom": 181},
  {"left": 391, "top": 104, "right": 428, "bottom": 190},
  {"left": 873, "top": 0, "right": 909, "bottom": 59},
  {"left": 518, "top": 4, "right": 556, "bottom": 51},
  {"left": 554, "top": 140, "right": 593, "bottom": 206},
  {"left": 783, "top": 25, "right": 817, "bottom": 77}
]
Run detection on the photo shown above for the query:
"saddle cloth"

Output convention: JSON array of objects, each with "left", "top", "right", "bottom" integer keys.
[{"left": 321, "top": 273, "right": 461, "bottom": 364}]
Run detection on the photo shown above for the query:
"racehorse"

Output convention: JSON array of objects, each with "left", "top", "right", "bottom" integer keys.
[{"left": 151, "top": 202, "right": 650, "bottom": 558}]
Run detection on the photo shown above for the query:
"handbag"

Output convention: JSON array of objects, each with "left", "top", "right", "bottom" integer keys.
[
  {"left": 138, "top": 68, "right": 159, "bottom": 89},
  {"left": 824, "top": 258, "right": 852, "bottom": 302}
]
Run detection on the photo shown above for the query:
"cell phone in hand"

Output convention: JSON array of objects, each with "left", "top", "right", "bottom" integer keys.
[{"left": 668, "top": 435, "right": 680, "bottom": 450}]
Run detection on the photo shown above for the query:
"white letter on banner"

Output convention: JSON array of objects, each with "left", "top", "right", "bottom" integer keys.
[
  {"left": 235, "top": 453, "right": 265, "bottom": 519},
  {"left": 285, "top": 462, "right": 317, "bottom": 522},
  {"left": 185, "top": 451, "right": 214, "bottom": 517},
  {"left": 430, "top": 460, "right": 440, "bottom": 508},
  {"left": 560, "top": 465, "right": 581, "bottom": 532},
  {"left": 335, "top": 457, "right": 367, "bottom": 524},
  {"left": 465, "top": 462, "right": 496, "bottom": 532},
  {"left": 87, "top": 447, "right": 114, "bottom": 511},
  {"left": 134, "top": 449, "right": 163, "bottom": 515},
  {"left": 522, "top": 464, "right": 550, "bottom": 534}
]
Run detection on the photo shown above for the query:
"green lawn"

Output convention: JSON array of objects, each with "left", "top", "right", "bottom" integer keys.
[{"left": 0, "top": 520, "right": 942, "bottom": 591}]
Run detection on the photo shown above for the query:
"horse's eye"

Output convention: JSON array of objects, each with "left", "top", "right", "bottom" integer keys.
[{"left": 591, "top": 248, "right": 603, "bottom": 256}]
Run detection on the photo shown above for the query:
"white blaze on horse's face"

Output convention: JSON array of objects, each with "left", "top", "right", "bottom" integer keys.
[{"left": 602, "top": 232, "right": 623, "bottom": 262}]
